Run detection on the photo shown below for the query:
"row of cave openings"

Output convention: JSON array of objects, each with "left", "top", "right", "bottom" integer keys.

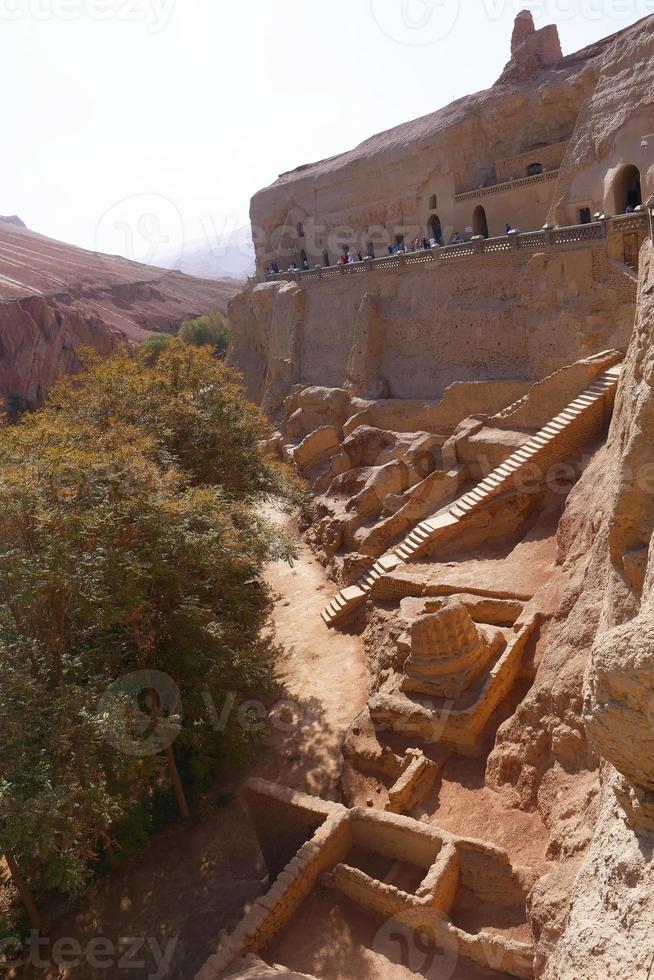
[{"left": 289, "top": 165, "right": 642, "bottom": 268}]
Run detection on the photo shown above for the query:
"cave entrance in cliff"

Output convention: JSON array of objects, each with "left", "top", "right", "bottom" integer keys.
[
  {"left": 612, "top": 165, "right": 642, "bottom": 214},
  {"left": 473, "top": 205, "right": 489, "bottom": 239},
  {"left": 429, "top": 214, "right": 442, "bottom": 244}
]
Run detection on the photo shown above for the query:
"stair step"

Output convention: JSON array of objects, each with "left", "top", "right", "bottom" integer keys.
[{"left": 409, "top": 529, "right": 431, "bottom": 542}]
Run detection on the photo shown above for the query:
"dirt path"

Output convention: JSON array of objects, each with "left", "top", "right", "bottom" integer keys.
[
  {"left": 13, "top": 516, "right": 368, "bottom": 980},
  {"left": 253, "top": 511, "right": 370, "bottom": 798}
]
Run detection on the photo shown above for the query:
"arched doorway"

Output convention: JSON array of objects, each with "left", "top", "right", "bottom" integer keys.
[
  {"left": 473, "top": 205, "right": 489, "bottom": 239},
  {"left": 429, "top": 214, "right": 442, "bottom": 244},
  {"left": 612, "top": 165, "right": 642, "bottom": 214}
]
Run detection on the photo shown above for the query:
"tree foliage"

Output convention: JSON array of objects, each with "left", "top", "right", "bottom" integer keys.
[
  {"left": 0, "top": 341, "right": 302, "bottom": 910},
  {"left": 179, "top": 308, "right": 231, "bottom": 357}
]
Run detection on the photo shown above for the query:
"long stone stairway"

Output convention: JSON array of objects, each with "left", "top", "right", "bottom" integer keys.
[{"left": 322, "top": 362, "right": 622, "bottom": 629}]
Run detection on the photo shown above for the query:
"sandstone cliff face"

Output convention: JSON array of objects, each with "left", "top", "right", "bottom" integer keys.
[
  {"left": 543, "top": 240, "right": 654, "bottom": 979},
  {"left": 550, "top": 16, "right": 654, "bottom": 224},
  {"left": 249, "top": 15, "right": 654, "bottom": 272},
  {"left": 485, "top": 242, "right": 654, "bottom": 977},
  {"left": 0, "top": 218, "right": 239, "bottom": 406},
  {"left": 229, "top": 245, "right": 635, "bottom": 408}
]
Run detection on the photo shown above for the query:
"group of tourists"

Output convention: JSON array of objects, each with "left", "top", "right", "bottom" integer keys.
[
  {"left": 387, "top": 234, "right": 442, "bottom": 254},
  {"left": 264, "top": 220, "right": 524, "bottom": 277}
]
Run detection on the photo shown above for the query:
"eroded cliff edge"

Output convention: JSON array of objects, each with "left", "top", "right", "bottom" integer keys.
[{"left": 531, "top": 239, "right": 654, "bottom": 978}]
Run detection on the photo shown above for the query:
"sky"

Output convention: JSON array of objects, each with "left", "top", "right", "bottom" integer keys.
[{"left": 1, "top": 0, "right": 650, "bottom": 266}]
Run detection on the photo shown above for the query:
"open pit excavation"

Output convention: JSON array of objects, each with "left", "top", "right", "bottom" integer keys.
[{"left": 194, "top": 10, "right": 654, "bottom": 980}]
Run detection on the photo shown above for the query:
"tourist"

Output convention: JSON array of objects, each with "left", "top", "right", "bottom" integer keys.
[
  {"left": 302, "top": 257, "right": 309, "bottom": 270},
  {"left": 338, "top": 253, "right": 348, "bottom": 265},
  {"left": 625, "top": 204, "right": 634, "bottom": 214},
  {"left": 429, "top": 236, "right": 437, "bottom": 248},
  {"left": 451, "top": 232, "right": 462, "bottom": 244},
  {"left": 505, "top": 223, "right": 513, "bottom": 234},
  {"left": 271, "top": 261, "right": 279, "bottom": 274},
  {"left": 357, "top": 250, "right": 363, "bottom": 262}
]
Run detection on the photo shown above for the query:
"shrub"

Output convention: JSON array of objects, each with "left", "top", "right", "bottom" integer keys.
[{"left": 0, "top": 342, "right": 302, "bottom": 920}]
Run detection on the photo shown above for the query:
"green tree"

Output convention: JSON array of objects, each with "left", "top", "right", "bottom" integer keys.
[
  {"left": 179, "top": 308, "right": 231, "bottom": 357},
  {"left": 0, "top": 342, "right": 301, "bottom": 922}
]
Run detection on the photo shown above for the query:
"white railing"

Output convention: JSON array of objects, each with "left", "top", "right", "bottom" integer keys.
[
  {"left": 454, "top": 169, "right": 560, "bottom": 203},
  {"left": 251, "top": 213, "right": 648, "bottom": 287}
]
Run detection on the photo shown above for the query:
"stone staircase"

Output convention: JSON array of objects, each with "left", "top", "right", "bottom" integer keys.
[{"left": 321, "top": 363, "right": 622, "bottom": 629}]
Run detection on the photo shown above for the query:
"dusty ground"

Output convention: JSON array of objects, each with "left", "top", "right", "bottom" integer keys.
[
  {"left": 266, "top": 892, "right": 515, "bottom": 980},
  {"left": 10, "top": 513, "right": 368, "bottom": 980}
]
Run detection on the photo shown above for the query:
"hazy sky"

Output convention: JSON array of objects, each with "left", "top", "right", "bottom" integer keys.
[{"left": 2, "top": 0, "right": 649, "bottom": 265}]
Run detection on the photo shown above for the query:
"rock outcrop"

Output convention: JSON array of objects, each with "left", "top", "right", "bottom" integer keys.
[{"left": 0, "top": 217, "right": 239, "bottom": 406}]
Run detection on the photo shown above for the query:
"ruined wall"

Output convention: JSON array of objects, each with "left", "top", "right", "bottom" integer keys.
[{"left": 229, "top": 244, "right": 635, "bottom": 406}]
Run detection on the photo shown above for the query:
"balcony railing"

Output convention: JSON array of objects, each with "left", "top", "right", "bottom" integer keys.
[
  {"left": 252, "top": 213, "right": 648, "bottom": 287},
  {"left": 454, "top": 169, "right": 559, "bottom": 203}
]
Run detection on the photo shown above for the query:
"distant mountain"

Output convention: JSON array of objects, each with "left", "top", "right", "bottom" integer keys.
[
  {"left": 0, "top": 215, "right": 240, "bottom": 406},
  {"left": 156, "top": 227, "right": 255, "bottom": 282}
]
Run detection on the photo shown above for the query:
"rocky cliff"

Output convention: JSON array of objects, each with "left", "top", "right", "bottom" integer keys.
[
  {"left": 540, "top": 240, "right": 654, "bottom": 978},
  {"left": 483, "top": 240, "right": 654, "bottom": 977},
  {"left": 0, "top": 217, "right": 239, "bottom": 406},
  {"left": 229, "top": 243, "right": 636, "bottom": 409}
]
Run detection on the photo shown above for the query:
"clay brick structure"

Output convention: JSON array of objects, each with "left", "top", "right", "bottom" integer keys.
[{"left": 198, "top": 780, "right": 538, "bottom": 980}]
